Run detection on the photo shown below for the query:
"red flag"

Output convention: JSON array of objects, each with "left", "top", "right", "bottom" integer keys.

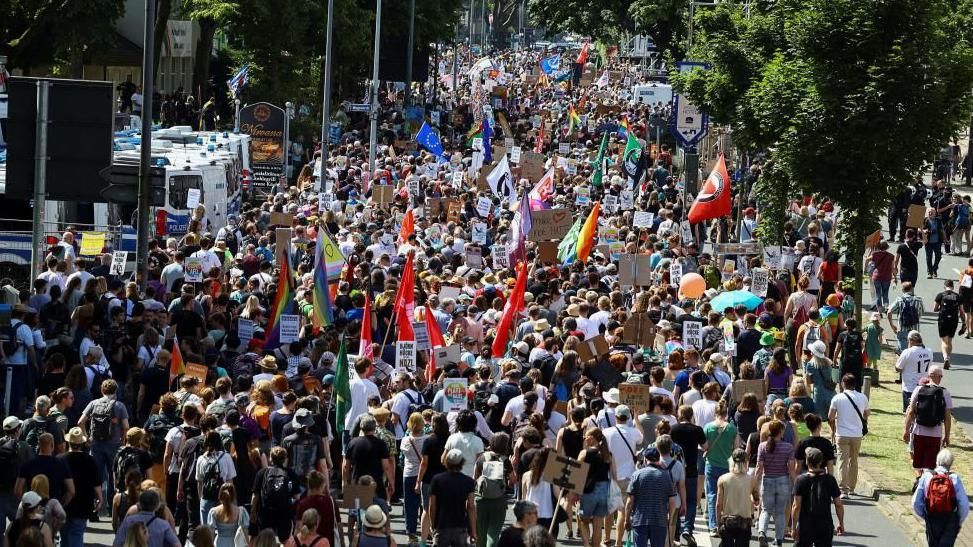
[
  {"left": 535, "top": 123, "right": 545, "bottom": 153},
  {"left": 491, "top": 262, "right": 528, "bottom": 357},
  {"left": 576, "top": 42, "right": 590, "bottom": 66},
  {"left": 688, "top": 154, "right": 732, "bottom": 224},
  {"left": 170, "top": 335, "right": 185, "bottom": 378},
  {"left": 398, "top": 209, "right": 415, "bottom": 244},
  {"left": 359, "top": 292, "right": 374, "bottom": 360},
  {"left": 424, "top": 305, "right": 447, "bottom": 383},
  {"left": 395, "top": 253, "right": 416, "bottom": 341}
]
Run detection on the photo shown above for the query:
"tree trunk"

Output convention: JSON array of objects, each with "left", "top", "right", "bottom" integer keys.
[
  {"left": 153, "top": 0, "right": 174, "bottom": 78},
  {"left": 192, "top": 21, "right": 216, "bottom": 99}
]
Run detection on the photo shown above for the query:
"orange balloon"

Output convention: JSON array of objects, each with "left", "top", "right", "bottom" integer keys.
[{"left": 679, "top": 272, "right": 706, "bottom": 299}]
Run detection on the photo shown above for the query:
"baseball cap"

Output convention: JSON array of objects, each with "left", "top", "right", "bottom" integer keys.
[
  {"left": 445, "top": 448, "right": 465, "bottom": 466},
  {"left": 293, "top": 408, "right": 313, "bottom": 429},
  {"left": 21, "top": 491, "right": 42, "bottom": 509},
  {"left": 615, "top": 405, "right": 632, "bottom": 419},
  {"left": 643, "top": 447, "right": 661, "bottom": 462},
  {"left": 3, "top": 416, "right": 22, "bottom": 431}
]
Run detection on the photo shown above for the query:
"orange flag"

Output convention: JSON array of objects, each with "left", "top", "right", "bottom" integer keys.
[
  {"left": 399, "top": 208, "right": 415, "bottom": 243},
  {"left": 170, "top": 335, "right": 185, "bottom": 378}
]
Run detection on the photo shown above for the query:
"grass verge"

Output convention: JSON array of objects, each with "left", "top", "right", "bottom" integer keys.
[{"left": 854, "top": 356, "right": 973, "bottom": 496}]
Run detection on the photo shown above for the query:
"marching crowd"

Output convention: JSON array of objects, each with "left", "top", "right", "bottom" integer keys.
[{"left": 0, "top": 46, "right": 970, "bottom": 547}]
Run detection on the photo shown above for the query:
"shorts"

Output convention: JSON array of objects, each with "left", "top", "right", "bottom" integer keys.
[
  {"left": 580, "top": 480, "right": 610, "bottom": 518},
  {"left": 420, "top": 482, "right": 432, "bottom": 510},
  {"left": 938, "top": 318, "right": 958, "bottom": 339},
  {"left": 912, "top": 434, "right": 942, "bottom": 469}
]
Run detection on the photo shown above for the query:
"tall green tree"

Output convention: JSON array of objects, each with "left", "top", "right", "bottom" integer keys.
[
  {"left": 674, "top": 0, "right": 973, "bottom": 319},
  {"left": 184, "top": 0, "right": 239, "bottom": 96},
  {"left": 0, "top": 0, "right": 125, "bottom": 73}
]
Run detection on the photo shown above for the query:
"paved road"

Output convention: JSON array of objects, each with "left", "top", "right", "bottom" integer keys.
[{"left": 83, "top": 489, "right": 913, "bottom": 547}]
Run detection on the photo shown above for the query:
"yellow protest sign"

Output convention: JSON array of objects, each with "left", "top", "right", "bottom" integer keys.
[
  {"left": 319, "top": 231, "right": 346, "bottom": 281},
  {"left": 79, "top": 232, "right": 106, "bottom": 256}
]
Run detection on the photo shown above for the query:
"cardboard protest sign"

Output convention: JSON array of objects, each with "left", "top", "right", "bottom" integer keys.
[
  {"left": 520, "top": 151, "right": 547, "bottom": 182},
  {"left": 618, "top": 254, "right": 652, "bottom": 287},
  {"left": 542, "top": 454, "right": 590, "bottom": 494},
  {"left": 538, "top": 241, "right": 559, "bottom": 263},
  {"left": 528, "top": 209, "right": 574, "bottom": 241},
  {"left": 342, "top": 483, "right": 376, "bottom": 509},
  {"left": 396, "top": 341, "right": 417, "bottom": 372},
  {"left": 621, "top": 313, "right": 655, "bottom": 346},
  {"left": 269, "top": 212, "right": 294, "bottom": 226},
  {"left": 732, "top": 379, "right": 766, "bottom": 404},
  {"left": 185, "top": 363, "right": 208, "bottom": 385},
  {"left": 619, "top": 383, "right": 651, "bottom": 415},
  {"left": 373, "top": 185, "right": 395, "bottom": 204},
  {"left": 907, "top": 204, "right": 926, "bottom": 228}
]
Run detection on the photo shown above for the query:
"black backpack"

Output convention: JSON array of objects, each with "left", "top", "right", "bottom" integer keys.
[
  {"left": 87, "top": 365, "right": 111, "bottom": 400},
  {"left": 260, "top": 466, "right": 293, "bottom": 513},
  {"left": 93, "top": 294, "right": 114, "bottom": 328},
  {"left": 915, "top": 385, "right": 947, "bottom": 427},
  {"left": 178, "top": 435, "right": 205, "bottom": 489},
  {"left": 89, "top": 399, "right": 116, "bottom": 442},
  {"left": 900, "top": 296, "right": 920, "bottom": 327},
  {"left": 0, "top": 321, "right": 25, "bottom": 358},
  {"left": 940, "top": 291, "right": 961, "bottom": 319},
  {"left": 200, "top": 452, "right": 225, "bottom": 501},
  {"left": 403, "top": 391, "right": 431, "bottom": 416},
  {"left": 0, "top": 438, "right": 21, "bottom": 490},
  {"left": 842, "top": 331, "right": 863, "bottom": 362},
  {"left": 472, "top": 381, "right": 494, "bottom": 414},
  {"left": 114, "top": 446, "right": 143, "bottom": 491},
  {"left": 144, "top": 413, "right": 181, "bottom": 464}
]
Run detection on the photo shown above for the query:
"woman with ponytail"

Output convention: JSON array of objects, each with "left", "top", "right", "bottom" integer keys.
[
  {"left": 207, "top": 482, "right": 250, "bottom": 547},
  {"left": 285, "top": 509, "right": 328, "bottom": 547},
  {"left": 754, "top": 420, "right": 796, "bottom": 547}
]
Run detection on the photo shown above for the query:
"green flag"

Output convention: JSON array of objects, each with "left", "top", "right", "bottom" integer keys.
[
  {"left": 558, "top": 218, "right": 582, "bottom": 263},
  {"left": 591, "top": 131, "right": 609, "bottom": 186},
  {"left": 622, "top": 132, "right": 643, "bottom": 185},
  {"left": 334, "top": 337, "right": 351, "bottom": 434}
]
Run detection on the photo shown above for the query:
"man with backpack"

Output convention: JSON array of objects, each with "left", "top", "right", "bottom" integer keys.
[
  {"left": 791, "top": 447, "right": 844, "bottom": 547},
  {"left": 390, "top": 372, "right": 428, "bottom": 441},
  {"left": 252, "top": 445, "right": 300, "bottom": 541},
  {"left": 888, "top": 281, "right": 925, "bottom": 354},
  {"left": 934, "top": 280, "right": 965, "bottom": 370},
  {"left": 895, "top": 330, "right": 935, "bottom": 412},
  {"left": 913, "top": 448, "right": 971, "bottom": 546},
  {"left": 19, "top": 395, "right": 66, "bottom": 455},
  {"left": 194, "top": 430, "right": 237, "bottom": 524},
  {"left": 0, "top": 416, "right": 33, "bottom": 530},
  {"left": 176, "top": 414, "right": 218, "bottom": 541},
  {"left": 282, "top": 408, "right": 327, "bottom": 490},
  {"left": 78, "top": 378, "right": 129, "bottom": 512},
  {"left": 59, "top": 427, "right": 103, "bottom": 547},
  {"left": 904, "top": 365, "right": 953, "bottom": 474},
  {"left": 162, "top": 403, "right": 200, "bottom": 534},
  {"left": 143, "top": 392, "right": 181, "bottom": 491},
  {"left": 833, "top": 319, "right": 866, "bottom": 394},
  {"left": 3, "top": 304, "right": 37, "bottom": 417}
]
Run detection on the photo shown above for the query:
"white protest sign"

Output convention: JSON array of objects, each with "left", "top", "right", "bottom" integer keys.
[
  {"left": 414, "top": 322, "right": 430, "bottom": 352},
  {"left": 109, "top": 251, "right": 127, "bottom": 276},
  {"left": 781, "top": 247, "right": 797, "bottom": 271},
  {"left": 633, "top": 211, "right": 655, "bottom": 228},
  {"left": 466, "top": 247, "right": 483, "bottom": 268},
  {"left": 409, "top": 178, "right": 420, "bottom": 198},
  {"left": 681, "top": 221, "right": 694, "bottom": 245},
  {"left": 669, "top": 261, "right": 683, "bottom": 285},
  {"left": 492, "top": 247, "right": 510, "bottom": 270},
  {"left": 238, "top": 318, "right": 254, "bottom": 341},
  {"left": 684, "top": 321, "right": 703, "bottom": 349},
  {"left": 443, "top": 378, "right": 469, "bottom": 412},
  {"left": 472, "top": 221, "right": 487, "bottom": 245},
  {"left": 184, "top": 257, "right": 204, "bottom": 282},
  {"left": 504, "top": 137, "right": 515, "bottom": 149},
  {"left": 186, "top": 188, "right": 201, "bottom": 210},
  {"left": 476, "top": 196, "right": 493, "bottom": 218},
  {"left": 472, "top": 137, "right": 483, "bottom": 150},
  {"left": 511, "top": 146, "right": 522, "bottom": 164},
  {"left": 452, "top": 171, "right": 464, "bottom": 188},
  {"left": 751, "top": 268, "right": 769, "bottom": 297},
  {"left": 737, "top": 256, "right": 750, "bottom": 277},
  {"left": 396, "top": 341, "right": 417, "bottom": 372},
  {"left": 763, "top": 246, "right": 782, "bottom": 270},
  {"left": 558, "top": 142, "right": 570, "bottom": 155},
  {"left": 620, "top": 190, "right": 634, "bottom": 210},
  {"left": 604, "top": 195, "right": 619, "bottom": 214},
  {"left": 279, "top": 314, "right": 300, "bottom": 344}
]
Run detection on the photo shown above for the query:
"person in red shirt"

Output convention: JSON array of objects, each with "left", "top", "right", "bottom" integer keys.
[
  {"left": 869, "top": 241, "right": 896, "bottom": 312},
  {"left": 295, "top": 470, "right": 340, "bottom": 545}
]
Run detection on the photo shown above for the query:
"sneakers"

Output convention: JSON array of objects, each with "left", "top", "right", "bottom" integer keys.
[
  {"left": 758, "top": 533, "right": 769, "bottom": 547},
  {"left": 840, "top": 492, "right": 850, "bottom": 500},
  {"left": 681, "top": 531, "right": 697, "bottom": 547}
]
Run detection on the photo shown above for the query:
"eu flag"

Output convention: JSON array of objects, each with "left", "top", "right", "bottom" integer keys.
[{"left": 415, "top": 122, "right": 447, "bottom": 159}]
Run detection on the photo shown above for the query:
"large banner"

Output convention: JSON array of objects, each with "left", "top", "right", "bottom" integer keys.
[{"left": 240, "top": 102, "right": 285, "bottom": 200}]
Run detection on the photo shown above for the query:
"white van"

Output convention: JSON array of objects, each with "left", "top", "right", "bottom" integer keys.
[{"left": 631, "top": 84, "right": 673, "bottom": 105}]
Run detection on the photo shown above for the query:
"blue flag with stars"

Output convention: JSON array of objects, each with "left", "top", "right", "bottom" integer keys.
[{"left": 415, "top": 122, "right": 448, "bottom": 160}]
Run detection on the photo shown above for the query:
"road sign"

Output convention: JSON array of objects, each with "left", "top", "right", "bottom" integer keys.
[
  {"left": 670, "top": 62, "right": 709, "bottom": 148},
  {"left": 348, "top": 103, "right": 371, "bottom": 113}
]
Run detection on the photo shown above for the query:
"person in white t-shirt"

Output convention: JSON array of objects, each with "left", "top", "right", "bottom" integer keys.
[
  {"left": 602, "top": 404, "right": 643, "bottom": 547},
  {"left": 895, "top": 330, "right": 934, "bottom": 411},
  {"left": 191, "top": 237, "right": 223, "bottom": 275},
  {"left": 828, "top": 373, "right": 870, "bottom": 498},
  {"left": 691, "top": 382, "right": 720, "bottom": 429}
]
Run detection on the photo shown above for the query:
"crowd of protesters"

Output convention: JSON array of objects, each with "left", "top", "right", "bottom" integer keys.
[{"left": 0, "top": 44, "right": 969, "bottom": 547}]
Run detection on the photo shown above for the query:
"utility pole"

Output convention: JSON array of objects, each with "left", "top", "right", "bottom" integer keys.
[
  {"left": 467, "top": 0, "right": 474, "bottom": 62},
  {"left": 480, "top": 0, "right": 486, "bottom": 52},
  {"left": 137, "top": 0, "right": 156, "bottom": 291},
  {"left": 367, "top": 0, "right": 383, "bottom": 173},
  {"left": 404, "top": 0, "right": 415, "bottom": 107},
  {"left": 29, "top": 80, "right": 50, "bottom": 282},
  {"left": 319, "top": 0, "right": 336, "bottom": 188}
]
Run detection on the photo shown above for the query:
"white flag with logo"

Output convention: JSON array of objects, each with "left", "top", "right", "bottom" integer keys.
[{"left": 486, "top": 155, "right": 516, "bottom": 201}]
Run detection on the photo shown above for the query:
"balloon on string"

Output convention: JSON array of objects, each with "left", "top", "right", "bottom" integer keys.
[{"left": 679, "top": 273, "right": 706, "bottom": 299}]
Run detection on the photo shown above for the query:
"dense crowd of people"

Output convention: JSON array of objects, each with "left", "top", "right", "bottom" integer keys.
[{"left": 1, "top": 45, "right": 970, "bottom": 547}]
